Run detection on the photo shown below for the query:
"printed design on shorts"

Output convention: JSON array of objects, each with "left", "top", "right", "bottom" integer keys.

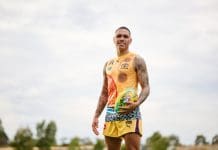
[
  {"left": 125, "top": 120, "right": 132, "bottom": 128},
  {"left": 106, "top": 107, "right": 116, "bottom": 115},
  {"left": 103, "top": 123, "right": 106, "bottom": 130},
  {"left": 107, "top": 75, "right": 117, "bottom": 107},
  {"left": 118, "top": 72, "right": 128, "bottom": 82},
  {"left": 105, "top": 107, "right": 141, "bottom": 122}
]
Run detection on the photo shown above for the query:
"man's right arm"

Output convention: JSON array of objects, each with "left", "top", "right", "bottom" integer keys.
[
  {"left": 92, "top": 63, "right": 108, "bottom": 135},
  {"left": 94, "top": 63, "right": 108, "bottom": 118}
]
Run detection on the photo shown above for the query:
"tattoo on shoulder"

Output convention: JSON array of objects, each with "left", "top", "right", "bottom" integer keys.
[{"left": 135, "top": 55, "right": 146, "bottom": 72}]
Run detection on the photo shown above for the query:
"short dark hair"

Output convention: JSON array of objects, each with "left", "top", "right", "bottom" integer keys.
[{"left": 115, "top": 26, "right": 131, "bottom": 35}]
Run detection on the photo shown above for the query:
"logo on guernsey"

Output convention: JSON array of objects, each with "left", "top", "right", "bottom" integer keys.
[
  {"left": 120, "top": 63, "right": 129, "bottom": 69},
  {"left": 107, "top": 60, "right": 114, "bottom": 71}
]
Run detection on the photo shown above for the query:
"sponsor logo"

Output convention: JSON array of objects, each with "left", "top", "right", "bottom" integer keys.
[
  {"left": 120, "top": 63, "right": 129, "bottom": 69},
  {"left": 126, "top": 120, "right": 132, "bottom": 128}
]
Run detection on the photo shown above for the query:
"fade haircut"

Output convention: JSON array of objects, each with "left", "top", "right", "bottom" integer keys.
[{"left": 115, "top": 26, "right": 131, "bottom": 35}]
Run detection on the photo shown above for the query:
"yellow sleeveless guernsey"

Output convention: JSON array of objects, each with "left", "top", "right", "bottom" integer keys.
[{"left": 105, "top": 52, "right": 141, "bottom": 122}]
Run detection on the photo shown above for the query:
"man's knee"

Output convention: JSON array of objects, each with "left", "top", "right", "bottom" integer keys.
[
  {"left": 105, "top": 136, "right": 122, "bottom": 150},
  {"left": 123, "top": 133, "right": 141, "bottom": 150}
]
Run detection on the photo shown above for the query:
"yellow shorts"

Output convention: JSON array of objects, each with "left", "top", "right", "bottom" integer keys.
[{"left": 103, "top": 119, "right": 142, "bottom": 137}]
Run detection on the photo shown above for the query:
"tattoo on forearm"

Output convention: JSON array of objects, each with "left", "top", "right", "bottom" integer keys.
[
  {"left": 94, "top": 64, "right": 108, "bottom": 118},
  {"left": 135, "top": 56, "right": 150, "bottom": 105},
  {"left": 95, "top": 93, "right": 108, "bottom": 118}
]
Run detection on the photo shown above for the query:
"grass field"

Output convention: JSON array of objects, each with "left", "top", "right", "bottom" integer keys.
[
  {"left": 176, "top": 145, "right": 218, "bottom": 150},
  {"left": 0, "top": 145, "right": 218, "bottom": 150},
  {"left": 0, "top": 146, "right": 93, "bottom": 150}
]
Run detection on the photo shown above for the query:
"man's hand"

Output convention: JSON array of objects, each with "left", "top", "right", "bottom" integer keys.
[
  {"left": 118, "top": 101, "right": 140, "bottom": 114},
  {"left": 92, "top": 117, "right": 99, "bottom": 135}
]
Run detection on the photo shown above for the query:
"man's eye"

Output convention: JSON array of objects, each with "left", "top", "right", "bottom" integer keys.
[
  {"left": 116, "top": 35, "right": 129, "bottom": 38},
  {"left": 123, "top": 35, "right": 129, "bottom": 38},
  {"left": 116, "top": 35, "right": 121, "bottom": 38}
]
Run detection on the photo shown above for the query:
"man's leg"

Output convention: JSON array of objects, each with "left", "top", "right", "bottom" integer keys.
[
  {"left": 123, "top": 133, "right": 141, "bottom": 150},
  {"left": 105, "top": 136, "right": 122, "bottom": 150}
]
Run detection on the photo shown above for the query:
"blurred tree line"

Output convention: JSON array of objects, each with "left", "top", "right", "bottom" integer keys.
[
  {"left": 0, "top": 120, "right": 9, "bottom": 146},
  {"left": 1, "top": 119, "right": 218, "bottom": 150},
  {"left": 2, "top": 120, "right": 57, "bottom": 150}
]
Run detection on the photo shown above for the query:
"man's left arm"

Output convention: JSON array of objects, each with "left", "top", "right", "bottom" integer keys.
[
  {"left": 135, "top": 55, "right": 150, "bottom": 106},
  {"left": 118, "top": 55, "right": 150, "bottom": 114}
]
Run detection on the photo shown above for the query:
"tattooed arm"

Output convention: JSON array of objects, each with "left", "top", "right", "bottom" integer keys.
[
  {"left": 92, "top": 63, "right": 108, "bottom": 135},
  {"left": 135, "top": 55, "right": 150, "bottom": 106}
]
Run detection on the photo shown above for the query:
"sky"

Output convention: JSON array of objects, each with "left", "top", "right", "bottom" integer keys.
[{"left": 0, "top": 0, "right": 218, "bottom": 145}]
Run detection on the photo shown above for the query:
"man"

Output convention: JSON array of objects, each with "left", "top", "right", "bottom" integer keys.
[{"left": 92, "top": 26, "right": 150, "bottom": 150}]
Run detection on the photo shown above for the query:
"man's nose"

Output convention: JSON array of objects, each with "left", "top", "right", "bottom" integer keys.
[{"left": 120, "top": 36, "right": 125, "bottom": 40}]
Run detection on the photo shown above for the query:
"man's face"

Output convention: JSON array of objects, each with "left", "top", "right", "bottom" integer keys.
[{"left": 113, "top": 29, "right": 132, "bottom": 51}]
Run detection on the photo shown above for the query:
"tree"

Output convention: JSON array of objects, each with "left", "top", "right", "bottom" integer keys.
[
  {"left": 12, "top": 127, "right": 34, "bottom": 150},
  {"left": 143, "top": 131, "right": 169, "bottom": 150},
  {"left": 212, "top": 134, "right": 218, "bottom": 145},
  {"left": 36, "top": 120, "right": 57, "bottom": 150},
  {"left": 94, "top": 138, "right": 105, "bottom": 150},
  {"left": 45, "top": 121, "right": 57, "bottom": 145},
  {"left": 80, "top": 137, "right": 93, "bottom": 145},
  {"left": 69, "top": 137, "right": 80, "bottom": 150},
  {"left": 195, "top": 134, "right": 208, "bottom": 145},
  {"left": 166, "top": 134, "right": 180, "bottom": 150},
  {"left": 168, "top": 134, "right": 180, "bottom": 146},
  {"left": 36, "top": 120, "right": 49, "bottom": 150},
  {"left": 0, "top": 119, "right": 9, "bottom": 146}
]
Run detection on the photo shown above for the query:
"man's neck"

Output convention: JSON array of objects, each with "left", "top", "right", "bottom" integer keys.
[{"left": 117, "top": 49, "right": 129, "bottom": 57}]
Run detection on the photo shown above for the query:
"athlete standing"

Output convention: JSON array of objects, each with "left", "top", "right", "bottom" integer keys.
[{"left": 92, "top": 26, "right": 150, "bottom": 150}]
